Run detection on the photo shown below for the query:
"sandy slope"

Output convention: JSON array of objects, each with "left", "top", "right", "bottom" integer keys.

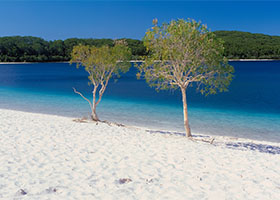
[{"left": 0, "top": 109, "right": 279, "bottom": 200}]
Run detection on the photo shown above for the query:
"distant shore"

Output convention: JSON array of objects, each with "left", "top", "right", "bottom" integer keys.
[
  {"left": 1, "top": 59, "right": 280, "bottom": 65},
  {"left": 228, "top": 59, "right": 280, "bottom": 61},
  {"left": 0, "top": 61, "right": 69, "bottom": 64}
]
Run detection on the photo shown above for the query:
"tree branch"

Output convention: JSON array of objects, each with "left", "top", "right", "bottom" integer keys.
[
  {"left": 96, "top": 68, "right": 114, "bottom": 106},
  {"left": 73, "top": 87, "right": 93, "bottom": 110}
]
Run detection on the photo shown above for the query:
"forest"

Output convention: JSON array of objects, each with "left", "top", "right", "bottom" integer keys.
[
  {"left": 0, "top": 37, "right": 147, "bottom": 62},
  {"left": 0, "top": 31, "right": 280, "bottom": 62},
  {"left": 214, "top": 31, "right": 280, "bottom": 59}
]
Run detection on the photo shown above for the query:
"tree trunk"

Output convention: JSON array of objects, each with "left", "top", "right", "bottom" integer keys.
[
  {"left": 181, "top": 87, "right": 192, "bottom": 137},
  {"left": 73, "top": 87, "right": 100, "bottom": 121},
  {"left": 91, "top": 105, "right": 99, "bottom": 121}
]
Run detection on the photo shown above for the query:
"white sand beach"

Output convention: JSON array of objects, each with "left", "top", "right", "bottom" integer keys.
[{"left": 0, "top": 109, "right": 280, "bottom": 199}]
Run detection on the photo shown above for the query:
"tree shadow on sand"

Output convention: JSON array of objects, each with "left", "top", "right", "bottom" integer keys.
[{"left": 146, "top": 130, "right": 280, "bottom": 155}]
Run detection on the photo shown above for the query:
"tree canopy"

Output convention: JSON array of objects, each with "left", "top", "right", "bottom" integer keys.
[
  {"left": 139, "top": 19, "right": 234, "bottom": 137},
  {"left": 70, "top": 41, "right": 132, "bottom": 121},
  {"left": 139, "top": 19, "right": 234, "bottom": 95}
]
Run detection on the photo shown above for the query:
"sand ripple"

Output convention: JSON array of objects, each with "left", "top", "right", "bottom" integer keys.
[{"left": 0, "top": 109, "right": 279, "bottom": 199}]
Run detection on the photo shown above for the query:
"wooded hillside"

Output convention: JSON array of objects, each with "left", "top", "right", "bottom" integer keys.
[
  {"left": 0, "top": 31, "right": 279, "bottom": 62},
  {"left": 215, "top": 31, "right": 280, "bottom": 59},
  {"left": 0, "top": 37, "right": 146, "bottom": 62}
]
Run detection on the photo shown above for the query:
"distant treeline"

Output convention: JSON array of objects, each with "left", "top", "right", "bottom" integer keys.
[
  {"left": 215, "top": 31, "right": 280, "bottom": 59},
  {"left": 0, "top": 37, "right": 147, "bottom": 62},
  {"left": 0, "top": 31, "right": 280, "bottom": 62}
]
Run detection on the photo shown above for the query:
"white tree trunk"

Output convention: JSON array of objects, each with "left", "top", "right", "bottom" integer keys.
[
  {"left": 91, "top": 105, "right": 99, "bottom": 121},
  {"left": 73, "top": 87, "right": 100, "bottom": 121},
  {"left": 181, "top": 87, "right": 191, "bottom": 137}
]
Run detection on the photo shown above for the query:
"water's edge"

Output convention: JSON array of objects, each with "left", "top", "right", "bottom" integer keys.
[{"left": 0, "top": 62, "right": 280, "bottom": 142}]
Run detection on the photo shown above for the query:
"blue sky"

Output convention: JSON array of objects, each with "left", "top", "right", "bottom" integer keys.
[{"left": 0, "top": 1, "right": 279, "bottom": 40}]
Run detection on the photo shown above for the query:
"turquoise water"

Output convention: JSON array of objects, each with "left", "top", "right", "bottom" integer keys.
[{"left": 0, "top": 62, "right": 280, "bottom": 142}]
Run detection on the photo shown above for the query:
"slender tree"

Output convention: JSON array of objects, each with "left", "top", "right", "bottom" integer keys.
[
  {"left": 70, "top": 40, "right": 131, "bottom": 121},
  {"left": 138, "top": 19, "right": 234, "bottom": 137}
]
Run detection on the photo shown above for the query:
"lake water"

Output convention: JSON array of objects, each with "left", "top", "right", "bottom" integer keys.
[{"left": 0, "top": 61, "right": 280, "bottom": 142}]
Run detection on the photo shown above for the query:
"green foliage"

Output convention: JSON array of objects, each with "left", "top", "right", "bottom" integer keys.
[
  {"left": 214, "top": 31, "right": 280, "bottom": 59},
  {"left": 70, "top": 41, "right": 132, "bottom": 121},
  {"left": 64, "top": 38, "right": 114, "bottom": 60},
  {"left": 0, "top": 36, "right": 143, "bottom": 62},
  {"left": 70, "top": 41, "right": 132, "bottom": 86},
  {"left": 0, "top": 36, "right": 49, "bottom": 62},
  {"left": 120, "top": 38, "right": 148, "bottom": 59},
  {"left": 139, "top": 19, "right": 234, "bottom": 96},
  {"left": 0, "top": 31, "right": 279, "bottom": 62}
]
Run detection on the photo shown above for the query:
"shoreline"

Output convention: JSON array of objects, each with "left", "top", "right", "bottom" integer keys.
[
  {"left": 1, "top": 107, "right": 279, "bottom": 147},
  {"left": 228, "top": 58, "right": 280, "bottom": 61},
  {"left": 1, "top": 59, "right": 280, "bottom": 64},
  {"left": 0, "top": 61, "right": 70, "bottom": 64},
  {"left": 0, "top": 108, "right": 279, "bottom": 199}
]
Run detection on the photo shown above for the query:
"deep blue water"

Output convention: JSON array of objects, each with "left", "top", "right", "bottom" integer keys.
[{"left": 0, "top": 61, "right": 280, "bottom": 142}]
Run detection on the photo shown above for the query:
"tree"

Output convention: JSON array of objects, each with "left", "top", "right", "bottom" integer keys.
[
  {"left": 70, "top": 41, "right": 132, "bottom": 121},
  {"left": 123, "top": 39, "right": 148, "bottom": 59},
  {"left": 138, "top": 19, "right": 234, "bottom": 137}
]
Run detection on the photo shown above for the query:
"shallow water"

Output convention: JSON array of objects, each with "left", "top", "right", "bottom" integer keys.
[{"left": 0, "top": 62, "right": 280, "bottom": 142}]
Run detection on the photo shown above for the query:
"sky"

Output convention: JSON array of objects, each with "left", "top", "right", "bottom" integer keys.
[{"left": 0, "top": 1, "right": 279, "bottom": 40}]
